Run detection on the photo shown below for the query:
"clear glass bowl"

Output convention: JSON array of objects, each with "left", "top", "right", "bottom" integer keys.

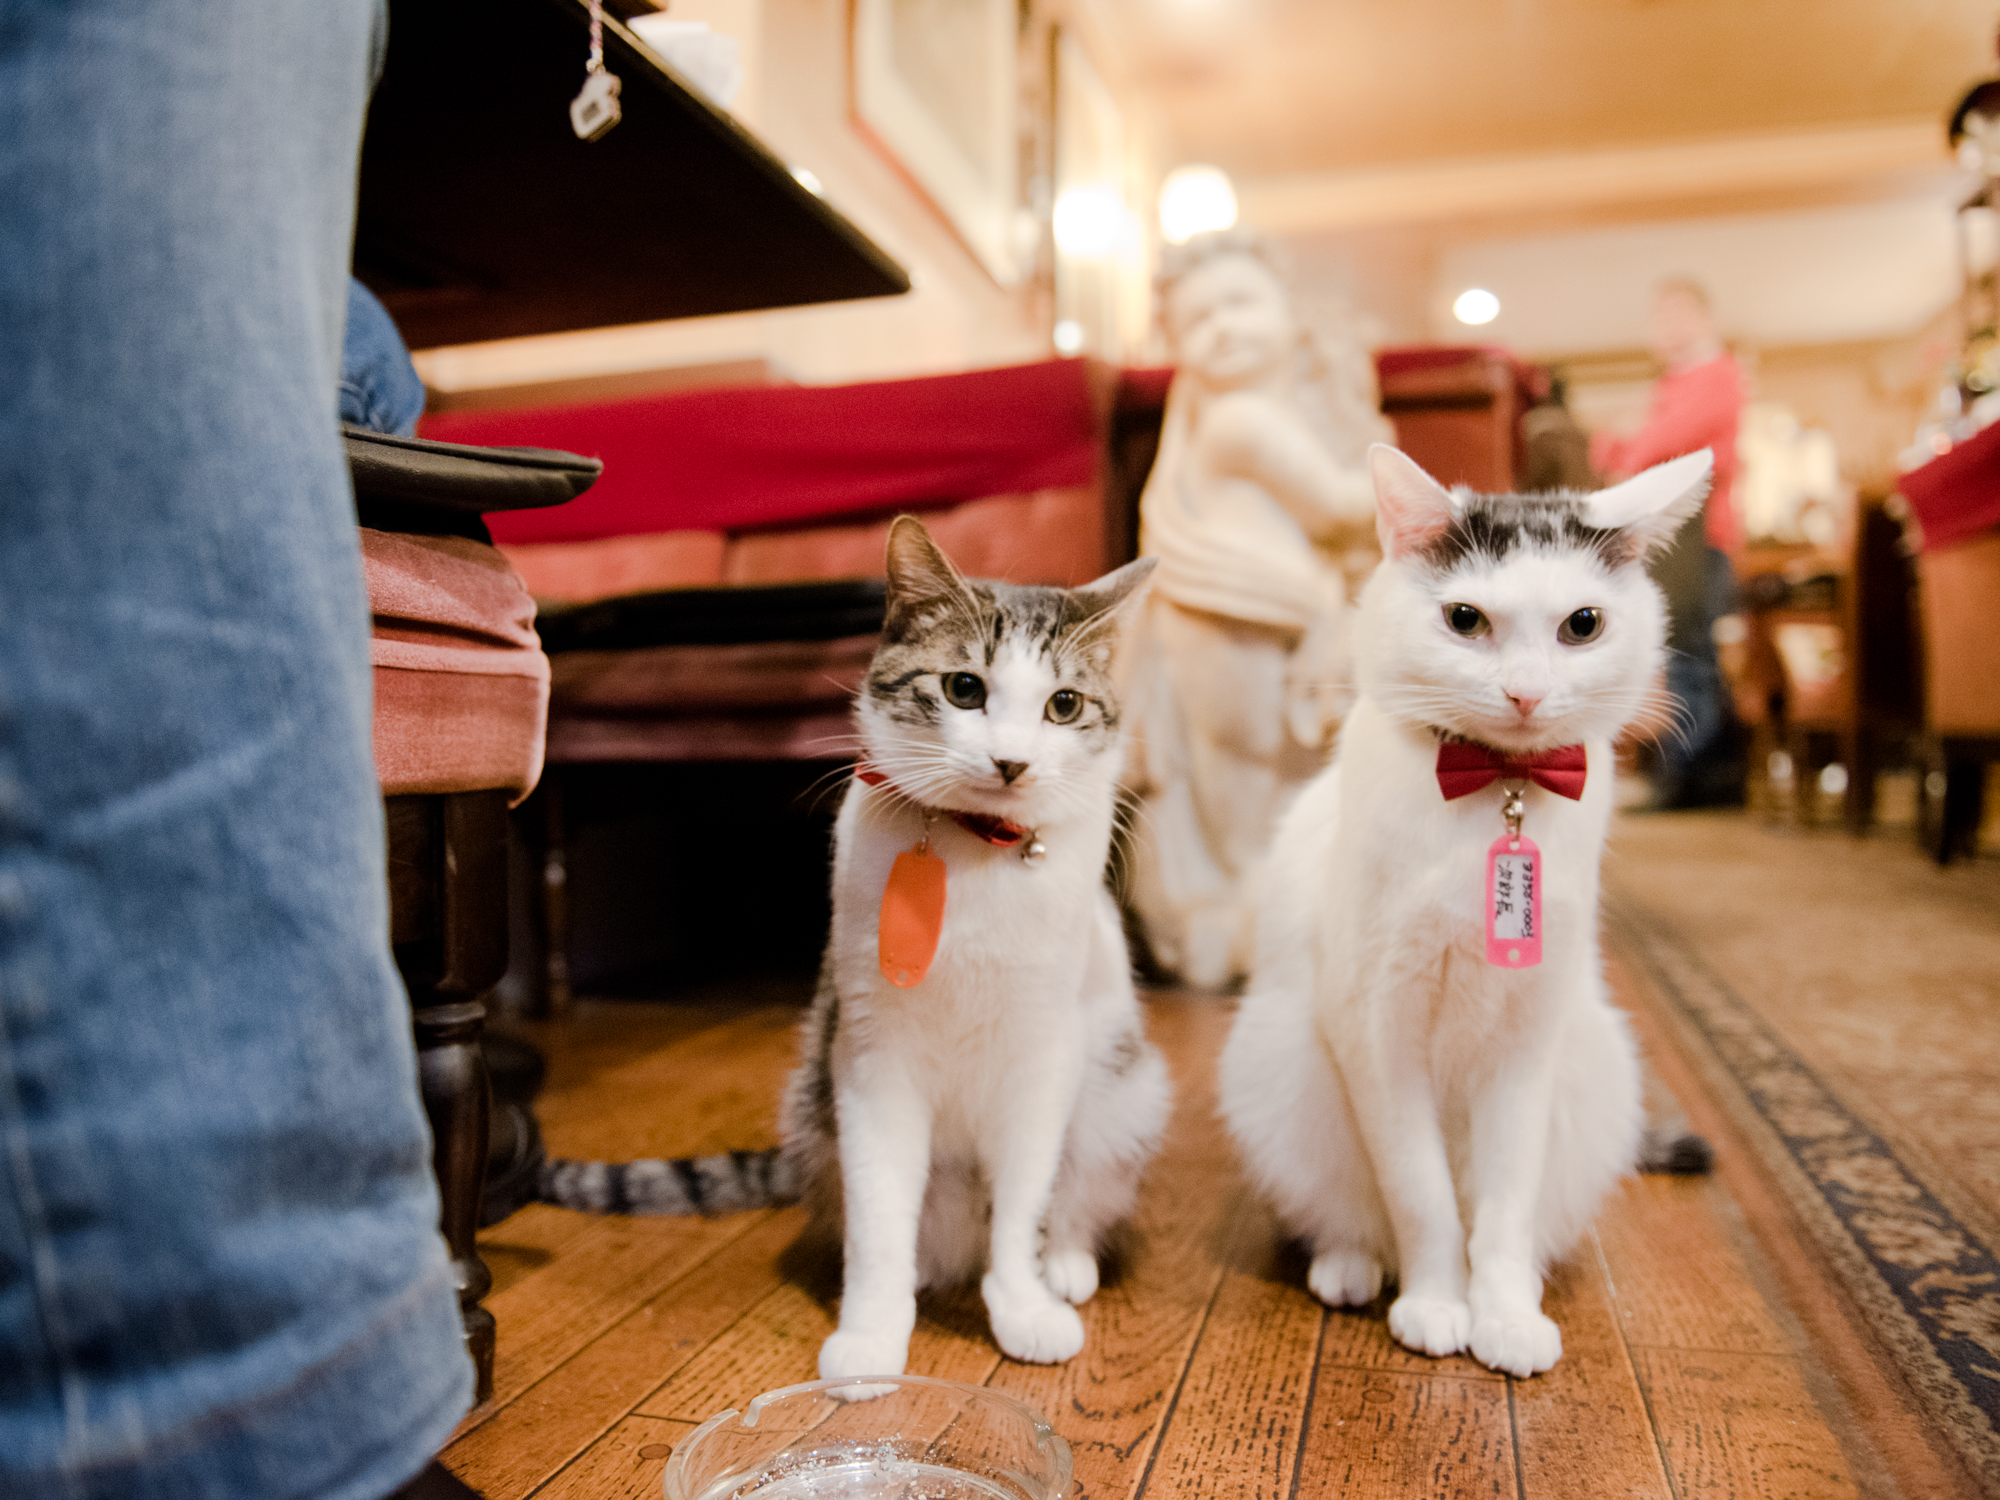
[{"left": 662, "top": 1375, "right": 1073, "bottom": 1500}]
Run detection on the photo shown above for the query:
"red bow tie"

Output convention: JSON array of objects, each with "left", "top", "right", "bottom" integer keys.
[
  {"left": 855, "top": 766, "right": 1032, "bottom": 848},
  {"left": 1435, "top": 740, "right": 1588, "bottom": 801}
]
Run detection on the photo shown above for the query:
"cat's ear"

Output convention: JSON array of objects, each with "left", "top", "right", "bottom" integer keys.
[
  {"left": 1070, "top": 556, "right": 1158, "bottom": 622},
  {"left": 1584, "top": 449, "right": 1712, "bottom": 560},
  {"left": 883, "top": 515, "right": 971, "bottom": 632},
  {"left": 1062, "top": 556, "right": 1156, "bottom": 663},
  {"left": 1369, "top": 444, "right": 1459, "bottom": 559}
]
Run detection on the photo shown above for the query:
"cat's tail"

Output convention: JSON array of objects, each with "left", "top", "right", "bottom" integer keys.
[{"left": 537, "top": 1148, "right": 802, "bottom": 1217}]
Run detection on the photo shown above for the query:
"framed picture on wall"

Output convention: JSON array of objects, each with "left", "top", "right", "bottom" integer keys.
[{"left": 853, "top": 0, "right": 1022, "bottom": 285}]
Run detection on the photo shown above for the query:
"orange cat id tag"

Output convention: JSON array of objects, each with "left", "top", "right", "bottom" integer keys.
[
  {"left": 878, "top": 842, "right": 947, "bottom": 988},
  {"left": 1485, "top": 832, "right": 1542, "bottom": 969}
]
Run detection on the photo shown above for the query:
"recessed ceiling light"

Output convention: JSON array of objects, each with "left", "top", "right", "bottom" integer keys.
[{"left": 1453, "top": 288, "right": 1500, "bottom": 326}]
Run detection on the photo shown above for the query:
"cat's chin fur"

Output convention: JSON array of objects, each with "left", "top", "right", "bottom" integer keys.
[
  {"left": 781, "top": 517, "right": 1172, "bottom": 1379},
  {"left": 1221, "top": 445, "right": 1709, "bottom": 1379}
]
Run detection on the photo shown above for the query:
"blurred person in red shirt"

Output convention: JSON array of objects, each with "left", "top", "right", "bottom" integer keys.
[{"left": 1592, "top": 279, "right": 1748, "bottom": 808}]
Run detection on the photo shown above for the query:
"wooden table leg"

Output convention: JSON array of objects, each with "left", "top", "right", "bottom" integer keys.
[
  {"left": 413, "top": 996, "right": 495, "bottom": 1401},
  {"left": 389, "top": 789, "right": 511, "bottom": 1402}
]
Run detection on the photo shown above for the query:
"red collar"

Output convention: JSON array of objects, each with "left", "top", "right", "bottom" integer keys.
[
  {"left": 1435, "top": 739, "right": 1587, "bottom": 801},
  {"left": 855, "top": 766, "right": 1034, "bottom": 849}
]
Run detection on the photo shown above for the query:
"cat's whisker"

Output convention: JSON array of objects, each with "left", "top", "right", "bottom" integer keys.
[{"left": 797, "top": 761, "right": 866, "bottom": 813}]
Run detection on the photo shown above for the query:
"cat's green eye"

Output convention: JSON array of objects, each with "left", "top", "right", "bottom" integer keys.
[
  {"left": 942, "top": 672, "right": 987, "bottom": 710},
  {"left": 1445, "top": 603, "right": 1489, "bottom": 638},
  {"left": 1045, "top": 689, "right": 1084, "bottom": 724},
  {"left": 1559, "top": 607, "right": 1604, "bottom": 644}
]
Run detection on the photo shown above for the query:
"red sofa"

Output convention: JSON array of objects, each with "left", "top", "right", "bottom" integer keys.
[{"left": 418, "top": 358, "right": 1167, "bottom": 763}]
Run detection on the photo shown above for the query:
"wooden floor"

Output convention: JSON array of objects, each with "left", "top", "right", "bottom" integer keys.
[{"left": 445, "top": 992, "right": 1864, "bottom": 1500}]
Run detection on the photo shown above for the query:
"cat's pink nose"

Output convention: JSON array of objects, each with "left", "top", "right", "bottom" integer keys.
[{"left": 1508, "top": 693, "right": 1543, "bottom": 719}]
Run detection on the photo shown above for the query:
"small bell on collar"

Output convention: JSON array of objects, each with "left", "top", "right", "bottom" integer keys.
[{"left": 1021, "top": 837, "right": 1047, "bottom": 866}]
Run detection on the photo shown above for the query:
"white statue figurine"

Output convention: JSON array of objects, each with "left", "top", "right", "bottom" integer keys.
[{"left": 1122, "top": 232, "right": 1394, "bottom": 989}]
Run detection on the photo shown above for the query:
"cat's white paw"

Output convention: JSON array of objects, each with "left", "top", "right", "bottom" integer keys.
[
  {"left": 1469, "top": 1309, "right": 1562, "bottom": 1377},
  {"left": 818, "top": 1328, "right": 910, "bottom": 1382},
  {"left": 984, "top": 1278, "right": 1086, "bottom": 1364},
  {"left": 1307, "top": 1249, "right": 1382, "bottom": 1307},
  {"left": 1043, "top": 1248, "right": 1099, "bottom": 1305},
  {"left": 1387, "top": 1294, "right": 1472, "bottom": 1358}
]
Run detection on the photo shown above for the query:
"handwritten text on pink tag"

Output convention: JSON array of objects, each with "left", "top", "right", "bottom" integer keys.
[{"left": 1486, "top": 833, "right": 1542, "bottom": 968}]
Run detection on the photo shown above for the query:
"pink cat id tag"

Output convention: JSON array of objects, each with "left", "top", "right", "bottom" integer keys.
[{"left": 1485, "top": 833, "right": 1542, "bottom": 968}]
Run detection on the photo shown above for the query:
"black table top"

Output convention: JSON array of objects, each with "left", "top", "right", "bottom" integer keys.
[{"left": 354, "top": 0, "right": 910, "bottom": 350}]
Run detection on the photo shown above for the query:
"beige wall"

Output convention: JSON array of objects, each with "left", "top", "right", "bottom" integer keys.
[{"left": 414, "top": 0, "right": 1060, "bottom": 398}]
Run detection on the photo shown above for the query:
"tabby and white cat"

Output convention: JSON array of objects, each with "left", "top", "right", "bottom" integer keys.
[
  {"left": 1219, "top": 444, "right": 1711, "bottom": 1377},
  {"left": 790, "top": 516, "right": 1171, "bottom": 1377},
  {"left": 537, "top": 519, "right": 1168, "bottom": 1375}
]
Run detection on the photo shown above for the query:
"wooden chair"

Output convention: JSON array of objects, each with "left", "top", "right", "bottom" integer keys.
[
  {"left": 350, "top": 428, "right": 599, "bottom": 1398},
  {"left": 1730, "top": 497, "right": 1922, "bottom": 834}
]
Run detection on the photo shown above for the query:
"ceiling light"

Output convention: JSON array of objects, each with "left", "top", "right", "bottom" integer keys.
[
  {"left": 1053, "top": 186, "right": 1130, "bottom": 260},
  {"left": 1053, "top": 319, "right": 1086, "bottom": 356},
  {"left": 1158, "top": 165, "right": 1237, "bottom": 245},
  {"left": 1453, "top": 288, "right": 1500, "bottom": 326}
]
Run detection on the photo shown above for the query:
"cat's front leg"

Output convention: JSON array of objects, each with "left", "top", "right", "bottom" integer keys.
[
  {"left": 980, "top": 1050, "right": 1087, "bottom": 1364},
  {"left": 1464, "top": 1041, "right": 1562, "bottom": 1377},
  {"left": 820, "top": 1064, "right": 933, "bottom": 1381},
  {"left": 1331, "top": 988, "right": 1471, "bottom": 1357}
]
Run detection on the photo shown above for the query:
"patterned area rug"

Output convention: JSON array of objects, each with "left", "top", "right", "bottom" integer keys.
[{"left": 1604, "top": 813, "right": 2000, "bottom": 1497}]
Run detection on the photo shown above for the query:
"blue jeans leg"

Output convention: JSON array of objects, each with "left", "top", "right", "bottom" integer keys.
[{"left": 0, "top": 3, "right": 474, "bottom": 1497}]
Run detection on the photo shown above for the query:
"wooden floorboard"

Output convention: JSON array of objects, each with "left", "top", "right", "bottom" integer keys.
[
  {"left": 446, "top": 988, "right": 1869, "bottom": 1500},
  {"left": 1631, "top": 1349, "right": 1861, "bottom": 1499},
  {"left": 1512, "top": 1248, "right": 1670, "bottom": 1500},
  {"left": 1132, "top": 1259, "right": 1325, "bottom": 1500},
  {"left": 1294, "top": 1365, "right": 1517, "bottom": 1499},
  {"left": 531, "top": 1415, "right": 696, "bottom": 1500},
  {"left": 447, "top": 1209, "right": 802, "bottom": 1499}
]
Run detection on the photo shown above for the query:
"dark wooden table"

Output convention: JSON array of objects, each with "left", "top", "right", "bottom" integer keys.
[{"left": 355, "top": 0, "right": 908, "bottom": 349}]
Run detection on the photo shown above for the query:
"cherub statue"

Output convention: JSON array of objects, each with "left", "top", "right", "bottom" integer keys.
[{"left": 1122, "top": 231, "right": 1393, "bottom": 988}]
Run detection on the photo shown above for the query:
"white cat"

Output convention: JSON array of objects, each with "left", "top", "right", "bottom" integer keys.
[
  {"left": 784, "top": 517, "right": 1173, "bottom": 1379},
  {"left": 1219, "top": 443, "right": 1711, "bottom": 1377}
]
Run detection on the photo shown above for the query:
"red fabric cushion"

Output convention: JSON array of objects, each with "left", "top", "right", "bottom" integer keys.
[
  {"left": 420, "top": 358, "right": 1105, "bottom": 544},
  {"left": 1899, "top": 419, "right": 2000, "bottom": 553}
]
